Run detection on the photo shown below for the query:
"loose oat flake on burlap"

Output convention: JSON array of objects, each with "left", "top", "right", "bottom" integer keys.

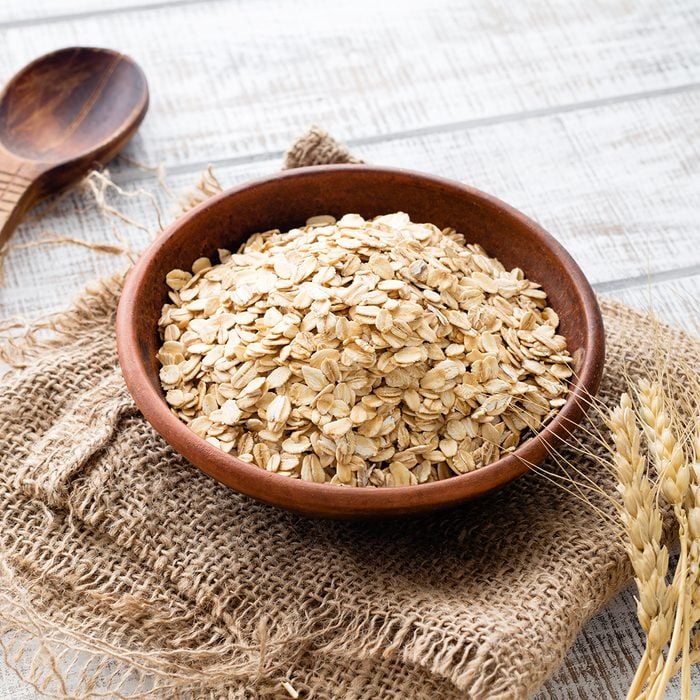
[{"left": 0, "top": 128, "right": 698, "bottom": 699}]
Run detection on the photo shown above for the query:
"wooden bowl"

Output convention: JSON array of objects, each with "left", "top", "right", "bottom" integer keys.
[{"left": 116, "top": 165, "right": 605, "bottom": 518}]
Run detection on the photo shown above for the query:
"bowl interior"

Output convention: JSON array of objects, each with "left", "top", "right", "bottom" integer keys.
[{"left": 118, "top": 165, "right": 604, "bottom": 518}]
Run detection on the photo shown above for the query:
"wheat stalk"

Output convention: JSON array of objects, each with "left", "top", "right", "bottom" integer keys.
[
  {"left": 522, "top": 330, "right": 699, "bottom": 699},
  {"left": 608, "top": 393, "right": 674, "bottom": 698},
  {"left": 682, "top": 384, "right": 700, "bottom": 697},
  {"left": 688, "top": 373, "right": 700, "bottom": 619},
  {"left": 635, "top": 378, "right": 697, "bottom": 699}
]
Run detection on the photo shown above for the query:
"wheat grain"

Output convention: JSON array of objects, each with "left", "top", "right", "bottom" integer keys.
[{"left": 637, "top": 379, "right": 689, "bottom": 505}]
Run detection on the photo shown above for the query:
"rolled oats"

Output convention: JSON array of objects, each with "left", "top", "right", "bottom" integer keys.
[{"left": 158, "top": 212, "right": 573, "bottom": 487}]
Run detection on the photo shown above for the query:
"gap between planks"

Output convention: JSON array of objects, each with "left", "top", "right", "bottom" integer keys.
[
  {"left": 0, "top": 0, "right": 217, "bottom": 31},
  {"left": 99, "top": 84, "right": 700, "bottom": 299},
  {"left": 3, "top": 0, "right": 699, "bottom": 173},
  {"left": 111, "top": 79, "right": 700, "bottom": 183},
  {"left": 594, "top": 264, "right": 700, "bottom": 293}
]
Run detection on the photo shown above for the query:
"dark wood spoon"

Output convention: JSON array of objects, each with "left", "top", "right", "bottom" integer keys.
[{"left": 0, "top": 47, "right": 149, "bottom": 250}]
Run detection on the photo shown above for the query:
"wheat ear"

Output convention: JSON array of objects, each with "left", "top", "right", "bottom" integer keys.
[
  {"left": 637, "top": 379, "right": 694, "bottom": 700},
  {"left": 608, "top": 393, "right": 673, "bottom": 698},
  {"left": 637, "top": 379, "right": 689, "bottom": 504},
  {"left": 690, "top": 409, "right": 700, "bottom": 622},
  {"left": 683, "top": 403, "right": 700, "bottom": 698}
]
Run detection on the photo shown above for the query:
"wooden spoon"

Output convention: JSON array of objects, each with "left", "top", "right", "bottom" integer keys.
[{"left": 0, "top": 47, "right": 149, "bottom": 251}]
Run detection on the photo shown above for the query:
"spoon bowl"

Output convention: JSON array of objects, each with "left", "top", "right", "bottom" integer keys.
[{"left": 0, "top": 47, "right": 148, "bottom": 249}]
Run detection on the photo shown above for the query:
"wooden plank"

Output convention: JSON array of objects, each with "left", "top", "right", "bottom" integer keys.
[
  {"left": 0, "top": 0, "right": 698, "bottom": 170},
  {"left": 540, "top": 567, "right": 700, "bottom": 698},
  {"left": 2, "top": 88, "right": 699, "bottom": 320},
  {"left": 601, "top": 275, "right": 699, "bottom": 336},
  {"left": 0, "top": 0, "right": 168, "bottom": 25},
  {"left": 0, "top": 3, "right": 696, "bottom": 699},
  {"left": 346, "top": 89, "right": 700, "bottom": 287}
]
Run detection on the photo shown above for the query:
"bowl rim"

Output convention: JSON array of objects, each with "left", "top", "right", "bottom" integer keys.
[{"left": 116, "top": 164, "right": 605, "bottom": 517}]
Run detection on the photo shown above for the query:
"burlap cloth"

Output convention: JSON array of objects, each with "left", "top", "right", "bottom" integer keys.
[{"left": 0, "top": 129, "right": 698, "bottom": 700}]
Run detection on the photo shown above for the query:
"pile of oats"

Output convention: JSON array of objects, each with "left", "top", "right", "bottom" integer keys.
[{"left": 157, "top": 212, "right": 573, "bottom": 487}]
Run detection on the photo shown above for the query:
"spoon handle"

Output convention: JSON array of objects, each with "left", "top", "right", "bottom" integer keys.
[{"left": 0, "top": 153, "right": 37, "bottom": 252}]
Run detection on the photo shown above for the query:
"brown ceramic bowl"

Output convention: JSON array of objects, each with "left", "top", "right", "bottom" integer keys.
[{"left": 116, "top": 165, "right": 604, "bottom": 518}]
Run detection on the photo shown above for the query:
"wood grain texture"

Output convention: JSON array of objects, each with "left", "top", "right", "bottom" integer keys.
[
  {"left": 2, "top": 88, "right": 699, "bottom": 316},
  {"left": 540, "top": 550, "right": 700, "bottom": 699},
  {"left": 0, "top": 0, "right": 698, "bottom": 171},
  {"left": 0, "top": 47, "right": 149, "bottom": 249},
  {"left": 0, "top": 0, "right": 167, "bottom": 25},
  {"left": 0, "top": 0, "right": 698, "bottom": 697},
  {"left": 0, "top": 158, "right": 31, "bottom": 233},
  {"left": 605, "top": 275, "right": 700, "bottom": 336}
]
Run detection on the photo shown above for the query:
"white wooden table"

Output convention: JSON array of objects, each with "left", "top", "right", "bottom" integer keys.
[{"left": 0, "top": 1, "right": 698, "bottom": 697}]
